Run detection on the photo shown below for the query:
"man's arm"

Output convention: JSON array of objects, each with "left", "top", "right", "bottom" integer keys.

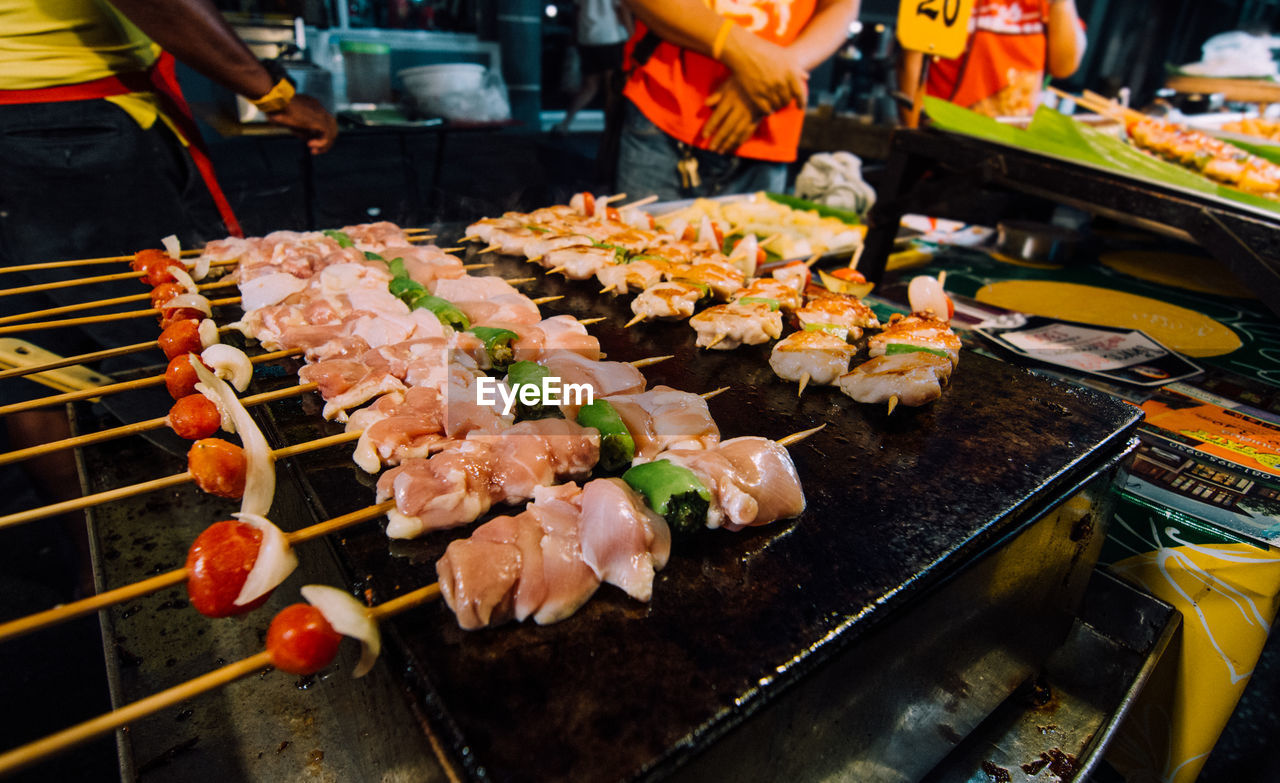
[
  {"left": 624, "top": 0, "right": 807, "bottom": 116},
  {"left": 787, "top": 0, "right": 860, "bottom": 71},
  {"left": 108, "top": 0, "right": 337, "bottom": 153},
  {"left": 1045, "top": 0, "right": 1086, "bottom": 79}
]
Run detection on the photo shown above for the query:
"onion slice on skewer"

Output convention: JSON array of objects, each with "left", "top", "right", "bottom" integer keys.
[
  {"left": 167, "top": 265, "right": 198, "bottom": 295},
  {"left": 232, "top": 512, "right": 298, "bottom": 608},
  {"left": 190, "top": 355, "right": 276, "bottom": 516},
  {"left": 201, "top": 344, "right": 253, "bottom": 392},
  {"left": 161, "top": 234, "right": 181, "bottom": 260},
  {"left": 162, "top": 293, "right": 212, "bottom": 317},
  {"left": 198, "top": 318, "right": 220, "bottom": 348},
  {"left": 300, "top": 584, "right": 382, "bottom": 677}
]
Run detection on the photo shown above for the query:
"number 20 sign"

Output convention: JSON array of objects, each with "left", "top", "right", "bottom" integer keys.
[{"left": 897, "top": 0, "right": 977, "bottom": 59}]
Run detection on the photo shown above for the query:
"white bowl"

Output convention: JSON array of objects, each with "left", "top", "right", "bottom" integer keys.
[{"left": 400, "top": 63, "right": 485, "bottom": 96}]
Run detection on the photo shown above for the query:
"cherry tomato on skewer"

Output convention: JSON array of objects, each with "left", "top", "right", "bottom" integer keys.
[
  {"left": 831, "top": 267, "right": 867, "bottom": 284},
  {"left": 159, "top": 306, "right": 205, "bottom": 330},
  {"left": 168, "top": 394, "right": 221, "bottom": 440},
  {"left": 164, "top": 353, "right": 209, "bottom": 399},
  {"left": 131, "top": 248, "right": 170, "bottom": 274},
  {"left": 266, "top": 604, "right": 343, "bottom": 675},
  {"left": 150, "top": 282, "right": 187, "bottom": 311},
  {"left": 185, "top": 520, "right": 271, "bottom": 617},
  {"left": 188, "top": 438, "right": 247, "bottom": 499},
  {"left": 158, "top": 319, "right": 204, "bottom": 360}
]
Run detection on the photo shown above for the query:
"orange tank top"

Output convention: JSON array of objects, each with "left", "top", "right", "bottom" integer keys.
[
  {"left": 623, "top": 0, "right": 817, "bottom": 163},
  {"left": 927, "top": 0, "right": 1049, "bottom": 118}
]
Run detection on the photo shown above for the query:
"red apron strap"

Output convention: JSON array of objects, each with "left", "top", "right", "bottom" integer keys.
[{"left": 147, "top": 52, "right": 244, "bottom": 238}]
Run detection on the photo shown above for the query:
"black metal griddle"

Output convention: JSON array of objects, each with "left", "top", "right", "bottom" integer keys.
[{"left": 222, "top": 245, "right": 1148, "bottom": 782}]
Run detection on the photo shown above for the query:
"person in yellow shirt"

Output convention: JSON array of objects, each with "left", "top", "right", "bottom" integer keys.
[{"left": 0, "top": 0, "right": 337, "bottom": 601}]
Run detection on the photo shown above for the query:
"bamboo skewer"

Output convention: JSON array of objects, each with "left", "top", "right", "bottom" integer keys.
[
  {"left": 0, "top": 346, "right": 299, "bottom": 417},
  {"left": 530, "top": 295, "right": 563, "bottom": 305},
  {"left": 0, "top": 499, "right": 395, "bottom": 645},
  {"left": 0, "top": 279, "right": 239, "bottom": 326},
  {"left": 0, "top": 269, "right": 147, "bottom": 297},
  {"left": 0, "top": 382, "right": 318, "bottom": 467},
  {"left": 0, "top": 579, "right": 443, "bottom": 776},
  {"left": 0, "top": 430, "right": 362, "bottom": 530},
  {"left": 0, "top": 422, "right": 824, "bottom": 772},
  {"left": 0, "top": 247, "right": 203, "bottom": 275},
  {"left": 628, "top": 354, "right": 673, "bottom": 369},
  {"left": 617, "top": 194, "right": 658, "bottom": 210},
  {"left": 0, "top": 296, "right": 242, "bottom": 336},
  {"left": 0, "top": 338, "right": 161, "bottom": 381}
]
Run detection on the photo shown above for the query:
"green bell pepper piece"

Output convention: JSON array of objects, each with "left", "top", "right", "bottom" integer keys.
[
  {"left": 469, "top": 326, "right": 520, "bottom": 370},
  {"left": 409, "top": 294, "right": 470, "bottom": 331},
  {"left": 576, "top": 399, "right": 636, "bottom": 472},
  {"left": 884, "top": 343, "right": 950, "bottom": 359},
  {"left": 737, "top": 296, "right": 780, "bottom": 311},
  {"left": 504, "top": 361, "right": 562, "bottom": 420},
  {"left": 622, "top": 460, "right": 712, "bottom": 535},
  {"left": 322, "top": 229, "right": 354, "bottom": 248}
]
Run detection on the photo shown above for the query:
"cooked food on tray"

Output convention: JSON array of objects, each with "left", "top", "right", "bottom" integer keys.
[
  {"left": 1220, "top": 116, "right": 1280, "bottom": 143},
  {"left": 1127, "top": 116, "right": 1280, "bottom": 195},
  {"left": 653, "top": 191, "right": 866, "bottom": 261}
]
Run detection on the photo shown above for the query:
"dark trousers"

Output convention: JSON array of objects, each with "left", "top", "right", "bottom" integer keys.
[{"left": 0, "top": 98, "right": 225, "bottom": 401}]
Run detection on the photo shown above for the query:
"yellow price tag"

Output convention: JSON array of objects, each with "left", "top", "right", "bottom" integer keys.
[{"left": 896, "top": 0, "right": 977, "bottom": 59}]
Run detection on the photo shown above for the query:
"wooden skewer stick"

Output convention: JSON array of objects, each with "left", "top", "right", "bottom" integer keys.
[
  {"left": 797, "top": 373, "right": 810, "bottom": 397},
  {"left": 887, "top": 395, "right": 899, "bottom": 416},
  {"left": 623, "top": 313, "right": 645, "bottom": 328},
  {"left": 0, "top": 269, "right": 145, "bottom": 297},
  {"left": 617, "top": 194, "right": 658, "bottom": 210},
  {"left": 0, "top": 279, "right": 238, "bottom": 326},
  {"left": 505, "top": 277, "right": 537, "bottom": 285},
  {"left": 701, "top": 385, "right": 730, "bottom": 401},
  {"left": 439, "top": 246, "right": 466, "bottom": 253},
  {"left": 758, "top": 233, "right": 783, "bottom": 249},
  {"left": 599, "top": 284, "right": 617, "bottom": 295},
  {"left": 804, "top": 254, "right": 823, "bottom": 268},
  {"left": 778, "top": 422, "right": 826, "bottom": 447},
  {"left": 526, "top": 255, "right": 543, "bottom": 264},
  {"left": 600, "top": 193, "right": 628, "bottom": 204},
  {"left": 0, "top": 500, "right": 393, "bottom": 645},
  {"left": 530, "top": 295, "right": 563, "bottom": 305},
  {"left": 706, "top": 334, "right": 727, "bottom": 349},
  {"left": 937, "top": 270, "right": 947, "bottom": 288},
  {"left": 628, "top": 354, "right": 673, "bottom": 368},
  {"left": 849, "top": 243, "right": 866, "bottom": 271},
  {"left": 546, "top": 266, "right": 567, "bottom": 276},
  {"left": 576, "top": 317, "right": 606, "bottom": 326},
  {"left": 0, "top": 248, "right": 203, "bottom": 275},
  {"left": 0, "top": 382, "right": 318, "bottom": 467},
  {"left": 0, "top": 296, "right": 242, "bottom": 336},
  {"left": 478, "top": 245, "right": 501, "bottom": 254},
  {"left": 0, "top": 346, "right": 299, "bottom": 417},
  {"left": 0, "top": 429, "right": 361, "bottom": 530},
  {"left": 0, "top": 579, "right": 443, "bottom": 776},
  {"left": 461, "top": 262, "right": 492, "bottom": 271},
  {"left": 404, "top": 228, "right": 434, "bottom": 235},
  {"left": 0, "top": 337, "right": 164, "bottom": 381}
]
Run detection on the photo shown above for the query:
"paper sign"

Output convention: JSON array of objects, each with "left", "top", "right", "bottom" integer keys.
[
  {"left": 897, "top": 0, "right": 977, "bottom": 59},
  {"left": 976, "top": 316, "right": 1203, "bottom": 387}
]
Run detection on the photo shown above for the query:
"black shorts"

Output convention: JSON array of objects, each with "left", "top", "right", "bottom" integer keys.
[
  {"left": 579, "top": 42, "right": 624, "bottom": 76},
  {"left": 0, "top": 99, "right": 225, "bottom": 403}
]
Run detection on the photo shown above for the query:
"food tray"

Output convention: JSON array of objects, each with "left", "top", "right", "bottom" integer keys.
[{"left": 238, "top": 239, "right": 1144, "bottom": 781}]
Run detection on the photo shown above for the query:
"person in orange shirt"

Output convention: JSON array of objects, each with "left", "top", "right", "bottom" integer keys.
[
  {"left": 898, "top": 0, "right": 1086, "bottom": 119},
  {"left": 618, "top": 0, "right": 860, "bottom": 201}
]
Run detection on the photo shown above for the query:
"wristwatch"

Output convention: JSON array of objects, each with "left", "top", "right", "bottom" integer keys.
[{"left": 251, "top": 59, "right": 295, "bottom": 114}]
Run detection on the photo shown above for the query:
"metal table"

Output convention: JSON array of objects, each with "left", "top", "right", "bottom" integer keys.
[{"left": 860, "top": 128, "right": 1280, "bottom": 318}]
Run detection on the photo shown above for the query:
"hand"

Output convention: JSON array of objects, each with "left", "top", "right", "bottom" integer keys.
[
  {"left": 267, "top": 94, "right": 339, "bottom": 154},
  {"left": 700, "top": 77, "right": 762, "bottom": 154},
  {"left": 721, "top": 28, "right": 808, "bottom": 116}
]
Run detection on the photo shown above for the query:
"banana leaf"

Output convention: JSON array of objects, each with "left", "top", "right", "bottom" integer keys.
[{"left": 922, "top": 97, "right": 1280, "bottom": 216}]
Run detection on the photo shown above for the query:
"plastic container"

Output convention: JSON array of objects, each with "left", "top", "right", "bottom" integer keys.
[{"left": 341, "top": 40, "right": 391, "bottom": 105}]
